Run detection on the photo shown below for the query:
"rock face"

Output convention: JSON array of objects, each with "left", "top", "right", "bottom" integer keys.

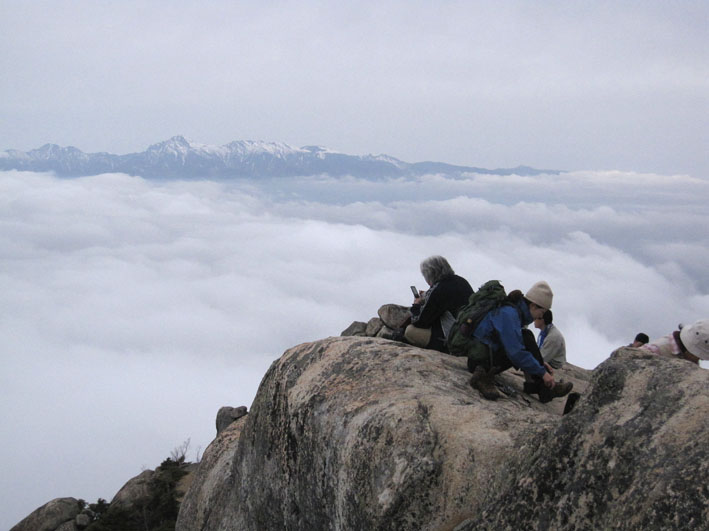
[
  {"left": 11, "top": 462, "right": 198, "bottom": 530},
  {"left": 341, "top": 303, "right": 411, "bottom": 341},
  {"left": 10, "top": 497, "right": 81, "bottom": 531},
  {"left": 177, "top": 337, "right": 708, "bottom": 530},
  {"left": 460, "top": 346, "right": 709, "bottom": 530},
  {"left": 176, "top": 416, "right": 249, "bottom": 530},
  {"left": 216, "top": 405, "right": 248, "bottom": 435},
  {"left": 176, "top": 335, "right": 602, "bottom": 530},
  {"left": 17, "top": 334, "right": 707, "bottom": 530},
  {"left": 109, "top": 469, "right": 155, "bottom": 509}
]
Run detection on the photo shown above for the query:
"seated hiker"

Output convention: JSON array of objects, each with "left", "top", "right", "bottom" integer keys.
[
  {"left": 534, "top": 309, "right": 567, "bottom": 369},
  {"left": 404, "top": 255, "right": 473, "bottom": 352},
  {"left": 640, "top": 319, "right": 709, "bottom": 365},
  {"left": 467, "top": 280, "right": 573, "bottom": 402},
  {"left": 630, "top": 332, "right": 649, "bottom": 348}
]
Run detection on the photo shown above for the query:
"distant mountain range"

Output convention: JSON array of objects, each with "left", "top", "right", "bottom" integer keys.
[{"left": 0, "top": 136, "right": 559, "bottom": 179}]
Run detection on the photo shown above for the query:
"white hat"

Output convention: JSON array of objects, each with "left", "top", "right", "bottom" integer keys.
[
  {"left": 679, "top": 318, "right": 709, "bottom": 360},
  {"left": 525, "top": 281, "right": 553, "bottom": 310}
]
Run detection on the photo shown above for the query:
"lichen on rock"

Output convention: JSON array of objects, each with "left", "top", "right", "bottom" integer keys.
[{"left": 178, "top": 336, "right": 708, "bottom": 530}]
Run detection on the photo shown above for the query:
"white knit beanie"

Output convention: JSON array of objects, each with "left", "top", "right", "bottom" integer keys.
[
  {"left": 679, "top": 318, "right": 709, "bottom": 360},
  {"left": 525, "top": 281, "right": 553, "bottom": 310}
]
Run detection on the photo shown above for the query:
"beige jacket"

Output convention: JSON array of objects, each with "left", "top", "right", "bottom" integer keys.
[{"left": 540, "top": 324, "right": 566, "bottom": 369}]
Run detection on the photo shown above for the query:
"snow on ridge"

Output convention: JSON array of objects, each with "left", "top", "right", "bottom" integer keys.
[
  {"left": 367, "top": 153, "right": 406, "bottom": 168},
  {"left": 183, "top": 139, "right": 231, "bottom": 157},
  {"left": 301, "top": 145, "right": 342, "bottom": 156},
  {"left": 224, "top": 140, "right": 308, "bottom": 157},
  {"left": 3, "top": 137, "right": 339, "bottom": 161},
  {"left": 145, "top": 136, "right": 191, "bottom": 156},
  {"left": 144, "top": 136, "right": 228, "bottom": 160}
]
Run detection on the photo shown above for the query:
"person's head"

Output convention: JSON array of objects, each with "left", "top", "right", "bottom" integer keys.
[
  {"left": 420, "top": 255, "right": 454, "bottom": 286},
  {"left": 631, "top": 332, "right": 649, "bottom": 348},
  {"left": 679, "top": 319, "right": 709, "bottom": 360},
  {"left": 533, "top": 309, "right": 553, "bottom": 330},
  {"left": 524, "top": 281, "right": 553, "bottom": 320}
]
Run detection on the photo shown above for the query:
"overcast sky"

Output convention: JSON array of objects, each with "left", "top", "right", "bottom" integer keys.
[{"left": 1, "top": 1, "right": 708, "bottom": 176}]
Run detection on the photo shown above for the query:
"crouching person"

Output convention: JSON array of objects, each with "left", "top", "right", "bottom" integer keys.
[{"left": 467, "top": 281, "right": 573, "bottom": 402}]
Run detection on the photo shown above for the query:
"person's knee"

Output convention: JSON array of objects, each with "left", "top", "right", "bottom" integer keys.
[{"left": 405, "top": 324, "right": 431, "bottom": 348}]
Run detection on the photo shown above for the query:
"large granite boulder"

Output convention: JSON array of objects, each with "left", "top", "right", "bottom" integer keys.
[
  {"left": 176, "top": 416, "right": 249, "bottom": 530},
  {"left": 342, "top": 303, "right": 411, "bottom": 341},
  {"left": 109, "top": 469, "right": 155, "bottom": 510},
  {"left": 461, "top": 346, "right": 709, "bottom": 530},
  {"left": 177, "top": 336, "right": 606, "bottom": 530},
  {"left": 10, "top": 497, "right": 81, "bottom": 531},
  {"left": 216, "top": 405, "right": 248, "bottom": 435},
  {"left": 376, "top": 303, "right": 411, "bottom": 329}
]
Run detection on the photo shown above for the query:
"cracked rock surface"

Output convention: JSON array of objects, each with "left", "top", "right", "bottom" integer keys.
[{"left": 177, "top": 338, "right": 706, "bottom": 531}]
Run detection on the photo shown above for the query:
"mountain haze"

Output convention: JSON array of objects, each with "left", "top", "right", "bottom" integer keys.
[{"left": 0, "top": 136, "right": 559, "bottom": 179}]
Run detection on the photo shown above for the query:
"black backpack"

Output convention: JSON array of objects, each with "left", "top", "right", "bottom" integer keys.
[{"left": 447, "top": 280, "right": 507, "bottom": 360}]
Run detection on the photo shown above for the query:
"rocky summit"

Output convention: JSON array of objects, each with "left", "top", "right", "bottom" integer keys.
[
  {"left": 13, "top": 315, "right": 708, "bottom": 530},
  {"left": 176, "top": 334, "right": 708, "bottom": 530}
]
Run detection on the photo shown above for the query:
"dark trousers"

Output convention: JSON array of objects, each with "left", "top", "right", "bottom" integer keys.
[{"left": 468, "top": 328, "right": 546, "bottom": 377}]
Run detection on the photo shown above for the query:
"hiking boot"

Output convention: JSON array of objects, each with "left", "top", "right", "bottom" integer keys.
[
  {"left": 537, "top": 380, "right": 574, "bottom": 403},
  {"left": 470, "top": 366, "right": 501, "bottom": 400},
  {"left": 552, "top": 380, "right": 574, "bottom": 398}
]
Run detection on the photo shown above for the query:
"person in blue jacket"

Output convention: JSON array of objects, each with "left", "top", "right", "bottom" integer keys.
[{"left": 468, "top": 280, "right": 573, "bottom": 402}]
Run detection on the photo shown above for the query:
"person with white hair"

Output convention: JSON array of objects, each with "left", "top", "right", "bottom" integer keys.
[
  {"left": 640, "top": 319, "right": 709, "bottom": 365},
  {"left": 404, "top": 255, "right": 473, "bottom": 353}
]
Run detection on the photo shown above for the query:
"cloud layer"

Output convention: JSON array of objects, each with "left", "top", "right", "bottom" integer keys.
[{"left": 1, "top": 169, "right": 707, "bottom": 527}]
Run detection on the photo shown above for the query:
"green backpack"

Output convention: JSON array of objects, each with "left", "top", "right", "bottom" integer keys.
[{"left": 447, "top": 280, "right": 507, "bottom": 363}]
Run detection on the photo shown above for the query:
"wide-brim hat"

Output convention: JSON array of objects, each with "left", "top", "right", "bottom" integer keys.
[{"left": 680, "top": 318, "right": 709, "bottom": 360}]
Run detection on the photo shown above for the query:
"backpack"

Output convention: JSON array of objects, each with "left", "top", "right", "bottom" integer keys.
[{"left": 446, "top": 280, "right": 508, "bottom": 360}]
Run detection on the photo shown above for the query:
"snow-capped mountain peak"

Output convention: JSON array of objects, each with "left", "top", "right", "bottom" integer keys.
[
  {"left": 0, "top": 137, "right": 559, "bottom": 179},
  {"left": 146, "top": 135, "right": 193, "bottom": 154}
]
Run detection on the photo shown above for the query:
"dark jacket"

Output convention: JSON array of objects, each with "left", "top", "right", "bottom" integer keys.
[{"left": 411, "top": 274, "right": 473, "bottom": 351}]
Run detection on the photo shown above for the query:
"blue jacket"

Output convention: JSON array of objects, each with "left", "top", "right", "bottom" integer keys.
[{"left": 472, "top": 300, "right": 546, "bottom": 376}]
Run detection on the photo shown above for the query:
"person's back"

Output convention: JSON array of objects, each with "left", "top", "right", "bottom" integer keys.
[
  {"left": 640, "top": 319, "right": 709, "bottom": 365},
  {"left": 541, "top": 324, "right": 566, "bottom": 369},
  {"left": 535, "top": 310, "right": 566, "bottom": 369},
  {"left": 412, "top": 273, "right": 473, "bottom": 324},
  {"left": 406, "top": 256, "right": 473, "bottom": 352}
]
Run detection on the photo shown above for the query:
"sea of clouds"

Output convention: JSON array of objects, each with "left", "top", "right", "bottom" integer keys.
[{"left": 1, "top": 169, "right": 708, "bottom": 528}]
